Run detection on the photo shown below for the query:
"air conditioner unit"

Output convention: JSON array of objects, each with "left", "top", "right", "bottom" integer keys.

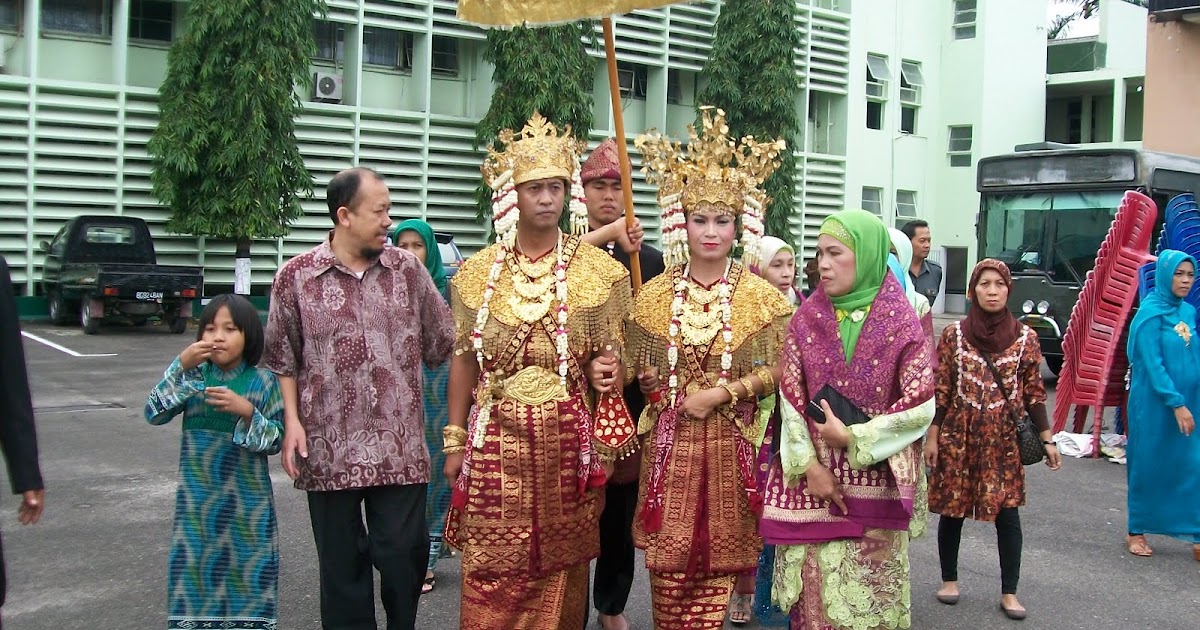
[
  {"left": 313, "top": 71, "right": 343, "bottom": 103},
  {"left": 618, "top": 69, "right": 635, "bottom": 96}
]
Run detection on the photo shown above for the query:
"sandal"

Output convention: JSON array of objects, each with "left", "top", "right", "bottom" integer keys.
[
  {"left": 1126, "top": 534, "right": 1153, "bottom": 557},
  {"left": 421, "top": 574, "right": 436, "bottom": 594},
  {"left": 729, "top": 593, "right": 752, "bottom": 626}
]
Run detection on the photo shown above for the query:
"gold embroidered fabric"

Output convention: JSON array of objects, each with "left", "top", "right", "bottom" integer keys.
[
  {"left": 628, "top": 264, "right": 792, "bottom": 576},
  {"left": 628, "top": 264, "right": 792, "bottom": 391},
  {"left": 457, "top": 0, "right": 677, "bottom": 27},
  {"left": 452, "top": 237, "right": 632, "bottom": 361}
]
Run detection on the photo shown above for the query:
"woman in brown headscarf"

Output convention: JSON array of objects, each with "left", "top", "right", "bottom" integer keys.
[{"left": 924, "top": 259, "right": 1062, "bottom": 620}]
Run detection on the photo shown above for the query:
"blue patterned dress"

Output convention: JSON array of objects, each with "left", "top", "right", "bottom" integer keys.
[
  {"left": 424, "top": 285, "right": 454, "bottom": 572},
  {"left": 145, "top": 358, "right": 284, "bottom": 630}
]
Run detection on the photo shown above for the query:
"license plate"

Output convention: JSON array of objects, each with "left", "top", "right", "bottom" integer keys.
[{"left": 135, "top": 291, "right": 163, "bottom": 300}]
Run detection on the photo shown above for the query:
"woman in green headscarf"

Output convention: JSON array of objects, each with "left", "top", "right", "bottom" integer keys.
[
  {"left": 760, "top": 209, "right": 935, "bottom": 630},
  {"left": 391, "top": 219, "right": 451, "bottom": 593},
  {"left": 392, "top": 219, "right": 448, "bottom": 296}
]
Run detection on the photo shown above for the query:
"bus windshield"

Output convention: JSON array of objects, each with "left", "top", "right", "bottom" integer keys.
[{"left": 982, "top": 190, "right": 1125, "bottom": 283}]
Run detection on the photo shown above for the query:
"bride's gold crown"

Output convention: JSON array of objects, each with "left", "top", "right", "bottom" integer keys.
[
  {"left": 635, "top": 107, "right": 786, "bottom": 267},
  {"left": 635, "top": 107, "right": 785, "bottom": 214},
  {"left": 482, "top": 112, "right": 585, "bottom": 189}
]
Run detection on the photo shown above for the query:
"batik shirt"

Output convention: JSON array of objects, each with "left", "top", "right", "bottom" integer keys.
[{"left": 262, "top": 235, "right": 456, "bottom": 491}]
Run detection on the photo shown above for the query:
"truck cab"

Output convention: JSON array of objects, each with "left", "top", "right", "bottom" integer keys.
[{"left": 40, "top": 216, "right": 204, "bottom": 334}]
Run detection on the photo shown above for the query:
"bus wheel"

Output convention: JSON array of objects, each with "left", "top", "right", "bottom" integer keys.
[{"left": 1045, "top": 356, "right": 1063, "bottom": 376}]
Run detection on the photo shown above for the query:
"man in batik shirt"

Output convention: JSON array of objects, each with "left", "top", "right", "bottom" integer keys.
[{"left": 263, "top": 167, "right": 455, "bottom": 630}]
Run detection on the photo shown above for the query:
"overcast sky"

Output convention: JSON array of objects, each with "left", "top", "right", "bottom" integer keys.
[{"left": 1047, "top": 2, "right": 1101, "bottom": 39}]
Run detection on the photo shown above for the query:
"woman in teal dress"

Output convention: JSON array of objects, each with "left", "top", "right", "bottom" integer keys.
[
  {"left": 1125, "top": 249, "right": 1200, "bottom": 560},
  {"left": 391, "top": 218, "right": 454, "bottom": 592},
  {"left": 144, "top": 294, "right": 283, "bottom": 630}
]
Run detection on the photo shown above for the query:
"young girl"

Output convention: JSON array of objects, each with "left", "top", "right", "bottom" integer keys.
[{"left": 144, "top": 294, "right": 284, "bottom": 630}]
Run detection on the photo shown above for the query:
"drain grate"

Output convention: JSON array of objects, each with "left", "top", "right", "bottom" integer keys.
[{"left": 35, "top": 402, "right": 127, "bottom": 414}]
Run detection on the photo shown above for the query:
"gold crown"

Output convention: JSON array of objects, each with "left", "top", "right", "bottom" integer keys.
[
  {"left": 635, "top": 107, "right": 785, "bottom": 214},
  {"left": 482, "top": 112, "right": 585, "bottom": 189}
]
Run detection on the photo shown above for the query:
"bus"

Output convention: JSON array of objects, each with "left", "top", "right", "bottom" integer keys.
[{"left": 975, "top": 146, "right": 1200, "bottom": 375}]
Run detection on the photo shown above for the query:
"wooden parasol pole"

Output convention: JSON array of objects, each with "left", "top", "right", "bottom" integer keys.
[{"left": 601, "top": 17, "right": 643, "bottom": 293}]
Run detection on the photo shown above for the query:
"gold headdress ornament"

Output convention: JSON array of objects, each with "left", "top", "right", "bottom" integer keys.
[
  {"left": 481, "top": 112, "right": 589, "bottom": 246},
  {"left": 635, "top": 106, "right": 786, "bottom": 267}
]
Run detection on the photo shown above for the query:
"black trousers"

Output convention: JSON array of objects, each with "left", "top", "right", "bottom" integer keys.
[
  {"left": 307, "top": 484, "right": 429, "bottom": 630},
  {"left": 593, "top": 481, "right": 640, "bottom": 616},
  {"left": 937, "top": 507, "right": 1023, "bottom": 595}
]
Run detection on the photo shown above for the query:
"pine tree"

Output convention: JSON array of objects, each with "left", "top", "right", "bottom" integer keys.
[
  {"left": 474, "top": 23, "right": 595, "bottom": 231},
  {"left": 697, "top": 0, "right": 802, "bottom": 244},
  {"left": 148, "top": 0, "right": 322, "bottom": 294}
]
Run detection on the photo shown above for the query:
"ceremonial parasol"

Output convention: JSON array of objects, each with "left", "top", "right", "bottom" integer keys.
[{"left": 458, "top": 0, "right": 684, "bottom": 292}]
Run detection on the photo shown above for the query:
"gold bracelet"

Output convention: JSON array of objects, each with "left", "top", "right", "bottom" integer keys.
[
  {"left": 443, "top": 425, "right": 468, "bottom": 449},
  {"left": 755, "top": 367, "right": 776, "bottom": 394},
  {"left": 443, "top": 445, "right": 467, "bottom": 455},
  {"left": 721, "top": 384, "right": 740, "bottom": 407},
  {"left": 738, "top": 376, "right": 757, "bottom": 400}
]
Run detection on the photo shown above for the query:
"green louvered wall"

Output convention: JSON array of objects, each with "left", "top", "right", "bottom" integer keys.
[{"left": 0, "top": 0, "right": 849, "bottom": 293}]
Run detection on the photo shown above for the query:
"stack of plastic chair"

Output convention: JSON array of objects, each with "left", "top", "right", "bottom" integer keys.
[
  {"left": 1138, "top": 262, "right": 1156, "bottom": 300},
  {"left": 1053, "top": 191, "right": 1159, "bottom": 456},
  {"left": 1138, "top": 194, "right": 1200, "bottom": 304}
]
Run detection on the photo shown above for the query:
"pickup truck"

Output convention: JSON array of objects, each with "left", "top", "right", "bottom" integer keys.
[{"left": 40, "top": 216, "right": 204, "bottom": 335}]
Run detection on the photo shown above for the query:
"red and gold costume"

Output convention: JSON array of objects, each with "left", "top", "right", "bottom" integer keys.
[
  {"left": 445, "top": 113, "right": 635, "bottom": 629},
  {"left": 628, "top": 108, "right": 792, "bottom": 629}
]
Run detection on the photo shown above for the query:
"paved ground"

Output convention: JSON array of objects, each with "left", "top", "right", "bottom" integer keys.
[{"left": 1, "top": 316, "right": 1197, "bottom": 629}]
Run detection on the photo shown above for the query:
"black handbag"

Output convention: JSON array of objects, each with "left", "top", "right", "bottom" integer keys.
[
  {"left": 806, "top": 384, "right": 871, "bottom": 426},
  {"left": 981, "top": 353, "right": 1046, "bottom": 466}
]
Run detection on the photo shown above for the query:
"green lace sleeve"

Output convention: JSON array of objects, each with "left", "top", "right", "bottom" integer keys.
[
  {"left": 845, "top": 397, "right": 934, "bottom": 469},
  {"left": 781, "top": 398, "right": 817, "bottom": 484}
]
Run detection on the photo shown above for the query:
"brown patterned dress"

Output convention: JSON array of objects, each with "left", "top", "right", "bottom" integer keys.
[{"left": 928, "top": 323, "right": 1046, "bottom": 521}]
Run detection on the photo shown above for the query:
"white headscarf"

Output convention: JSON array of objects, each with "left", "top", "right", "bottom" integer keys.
[
  {"left": 887, "top": 227, "right": 920, "bottom": 309},
  {"left": 755, "top": 235, "right": 800, "bottom": 306}
]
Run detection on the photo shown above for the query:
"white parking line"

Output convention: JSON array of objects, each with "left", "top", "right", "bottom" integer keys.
[{"left": 21, "top": 331, "right": 118, "bottom": 358}]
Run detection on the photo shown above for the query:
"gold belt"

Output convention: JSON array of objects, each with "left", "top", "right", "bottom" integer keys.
[{"left": 493, "top": 366, "right": 570, "bottom": 405}]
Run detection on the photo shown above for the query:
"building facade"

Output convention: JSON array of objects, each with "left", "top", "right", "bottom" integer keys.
[{"left": 0, "top": 0, "right": 1152, "bottom": 310}]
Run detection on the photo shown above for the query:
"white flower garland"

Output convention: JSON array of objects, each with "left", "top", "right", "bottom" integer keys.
[
  {"left": 739, "top": 194, "right": 765, "bottom": 269},
  {"left": 667, "top": 259, "right": 734, "bottom": 406},
  {"left": 568, "top": 163, "right": 589, "bottom": 236},
  {"left": 470, "top": 232, "right": 570, "bottom": 447},
  {"left": 658, "top": 192, "right": 687, "bottom": 267}
]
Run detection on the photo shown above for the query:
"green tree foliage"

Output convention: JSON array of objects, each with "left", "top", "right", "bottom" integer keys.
[
  {"left": 697, "top": 0, "right": 802, "bottom": 245},
  {"left": 474, "top": 24, "right": 595, "bottom": 230},
  {"left": 148, "top": 0, "right": 322, "bottom": 255}
]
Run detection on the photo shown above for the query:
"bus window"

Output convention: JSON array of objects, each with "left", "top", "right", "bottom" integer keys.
[
  {"left": 1047, "top": 191, "right": 1123, "bottom": 283},
  {"left": 981, "top": 190, "right": 1123, "bottom": 278},
  {"left": 982, "top": 193, "right": 1050, "bottom": 272}
]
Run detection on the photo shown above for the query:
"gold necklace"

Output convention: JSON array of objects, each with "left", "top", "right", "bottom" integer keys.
[
  {"left": 508, "top": 236, "right": 560, "bottom": 323},
  {"left": 679, "top": 281, "right": 724, "bottom": 346},
  {"left": 686, "top": 281, "right": 721, "bottom": 305},
  {"left": 666, "top": 260, "right": 734, "bottom": 404}
]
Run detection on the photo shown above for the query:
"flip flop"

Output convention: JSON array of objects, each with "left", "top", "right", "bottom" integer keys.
[
  {"left": 421, "top": 575, "right": 436, "bottom": 594},
  {"left": 1126, "top": 534, "right": 1153, "bottom": 557}
]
